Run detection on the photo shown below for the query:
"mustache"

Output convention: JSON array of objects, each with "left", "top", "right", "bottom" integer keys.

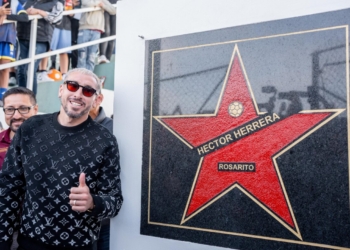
[{"left": 10, "top": 118, "right": 26, "bottom": 125}]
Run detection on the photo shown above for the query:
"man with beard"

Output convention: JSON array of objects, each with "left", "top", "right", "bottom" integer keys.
[
  {"left": 0, "top": 87, "right": 38, "bottom": 168},
  {"left": 0, "top": 68, "right": 123, "bottom": 250}
]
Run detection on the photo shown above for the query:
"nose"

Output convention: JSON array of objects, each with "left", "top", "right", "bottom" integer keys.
[
  {"left": 74, "top": 86, "right": 85, "bottom": 97},
  {"left": 12, "top": 109, "right": 24, "bottom": 118}
]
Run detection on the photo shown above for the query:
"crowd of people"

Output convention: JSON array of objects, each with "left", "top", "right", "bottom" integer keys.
[
  {"left": 0, "top": 0, "right": 116, "bottom": 100},
  {"left": 0, "top": 1, "right": 120, "bottom": 250}
]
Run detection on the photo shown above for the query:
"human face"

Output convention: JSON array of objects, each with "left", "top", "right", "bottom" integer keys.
[
  {"left": 59, "top": 72, "right": 99, "bottom": 122},
  {"left": 3, "top": 94, "right": 38, "bottom": 137}
]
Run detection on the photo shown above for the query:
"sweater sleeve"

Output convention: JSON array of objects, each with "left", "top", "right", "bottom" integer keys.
[
  {"left": 7, "top": 12, "right": 29, "bottom": 22},
  {"left": 0, "top": 129, "right": 25, "bottom": 249},
  {"left": 87, "top": 136, "right": 123, "bottom": 219},
  {"left": 100, "top": 0, "right": 116, "bottom": 15},
  {"left": 81, "top": 0, "right": 100, "bottom": 8}
]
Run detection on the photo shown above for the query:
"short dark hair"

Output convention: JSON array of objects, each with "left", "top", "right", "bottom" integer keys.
[{"left": 3, "top": 87, "right": 37, "bottom": 106}]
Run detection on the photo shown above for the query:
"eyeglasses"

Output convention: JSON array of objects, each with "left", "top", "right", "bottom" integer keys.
[
  {"left": 65, "top": 80, "right": 98, "bottom": 97},
  {"left": 3, "top": 106, "right": 35, "bottom": 115}
]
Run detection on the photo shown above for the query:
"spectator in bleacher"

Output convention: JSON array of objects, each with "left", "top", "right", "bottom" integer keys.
[
  {"left": 38, "top": 0, "right": 80, "bottom": 82},
  {"left": 36, "top": 14, "right": 71, "bottom": 82},
  {"left": 70, "top": 0, "right": 81, "bottom": 69},
  {"left": 52, "top": 0, "right": 81, "bottom": 76},
  {"left": 0, "top": 0, "right": 28, "bottom": 103},
  {"left": 16, "top": 0, "right": 63, "bottom": 95},
  {"left": 97, "top": 0, "right": 117, "bottom": 65},
  {"left": 77, "top": 0, "right": 116, "bottom": 71}
]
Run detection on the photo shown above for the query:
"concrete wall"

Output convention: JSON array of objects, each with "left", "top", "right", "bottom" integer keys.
[{"left": 112, "top": 1, "right": 350, "bottom": 249}]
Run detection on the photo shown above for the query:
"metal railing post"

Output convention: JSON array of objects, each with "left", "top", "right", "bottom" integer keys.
[
  {"left": 0, "top": 4, "right": 117, "bottom": 93},
  {"left": 26, "top": 18, "right": 38, "bottom": 91}
]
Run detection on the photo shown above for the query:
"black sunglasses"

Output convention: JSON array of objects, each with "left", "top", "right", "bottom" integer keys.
[{"left": 65, "top": 80, "right": 98, "bottom": 97}]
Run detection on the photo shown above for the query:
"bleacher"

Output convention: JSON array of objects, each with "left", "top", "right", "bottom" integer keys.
[{"left": 0, "top": 6, "right": 117, "bottom": 128}]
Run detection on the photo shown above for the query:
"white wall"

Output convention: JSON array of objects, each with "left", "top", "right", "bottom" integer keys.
[{"left": 112, "top": 1, "right": 350, "bottom": 249}]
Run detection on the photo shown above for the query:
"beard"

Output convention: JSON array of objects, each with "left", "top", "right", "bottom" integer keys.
[
  {"left": 61, "top": 98, "right": 91, "bottom": 119},
  {"left": 10, "top": 118, "right": 26, "bottom": 133}
]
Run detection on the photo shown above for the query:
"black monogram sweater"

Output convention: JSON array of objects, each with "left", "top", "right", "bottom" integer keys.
[{"left": 0, "top": 112, "right": 123, "bottom": 249}]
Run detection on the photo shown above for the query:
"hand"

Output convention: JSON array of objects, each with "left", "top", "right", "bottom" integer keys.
[
  {"left": 26, "top": 7, "right": 35, "bottom": 15},
  {"left": 97, "top": 2, "right": 103, "bottom": 7},
  {"left": 72, "top": 0, "right": 80, "bottom": 7},
  {"left": 69, "top": 173, "right": 94, "bottom": 212},
  {"left": 26, "top": 7, "right": 42, "bottom": 16},
  {"left": 0, "top": 4, "right": 11, "bottom": 16}
]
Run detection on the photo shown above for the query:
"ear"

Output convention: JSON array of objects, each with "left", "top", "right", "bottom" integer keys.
[
  {"left": 92, "top": 93, "right": 103, "bottom": 109},
  {"left": 99, "top": 93, "right": 104, "bottom": 103},
  {"left": 33, "top": 104, "right": 39, "bottom": 115}
]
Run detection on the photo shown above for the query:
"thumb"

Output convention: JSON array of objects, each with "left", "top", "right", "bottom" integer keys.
[{"left": 78, "top": 173, "right": 86, "bottom": 187}]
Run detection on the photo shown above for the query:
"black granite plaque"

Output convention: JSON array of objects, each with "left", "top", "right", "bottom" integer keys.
[{"left": 141, "top": 8, "right": 350, "bottom": 250}]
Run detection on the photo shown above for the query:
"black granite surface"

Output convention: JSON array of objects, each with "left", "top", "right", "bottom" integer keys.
[{"left": 141, "top": 8, "right": 350, "bottom": 250}]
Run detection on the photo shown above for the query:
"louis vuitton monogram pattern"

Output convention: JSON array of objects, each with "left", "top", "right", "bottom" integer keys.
[{"left": 0, "top": 113, "right": 123, "bottom": 248}]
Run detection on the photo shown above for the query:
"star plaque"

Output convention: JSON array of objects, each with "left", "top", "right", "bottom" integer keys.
[{"left": 142, "top": 8, "right": 350, "bottom": 250}]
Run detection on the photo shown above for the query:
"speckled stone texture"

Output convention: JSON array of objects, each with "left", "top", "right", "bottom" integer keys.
[{"left": 141, "top": 8, "right": 350, "bottom": 250}]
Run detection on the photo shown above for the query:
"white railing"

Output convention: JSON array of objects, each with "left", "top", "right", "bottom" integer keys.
[{"left": 0, "top": 4, "right": 117, "bottom": 91}]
